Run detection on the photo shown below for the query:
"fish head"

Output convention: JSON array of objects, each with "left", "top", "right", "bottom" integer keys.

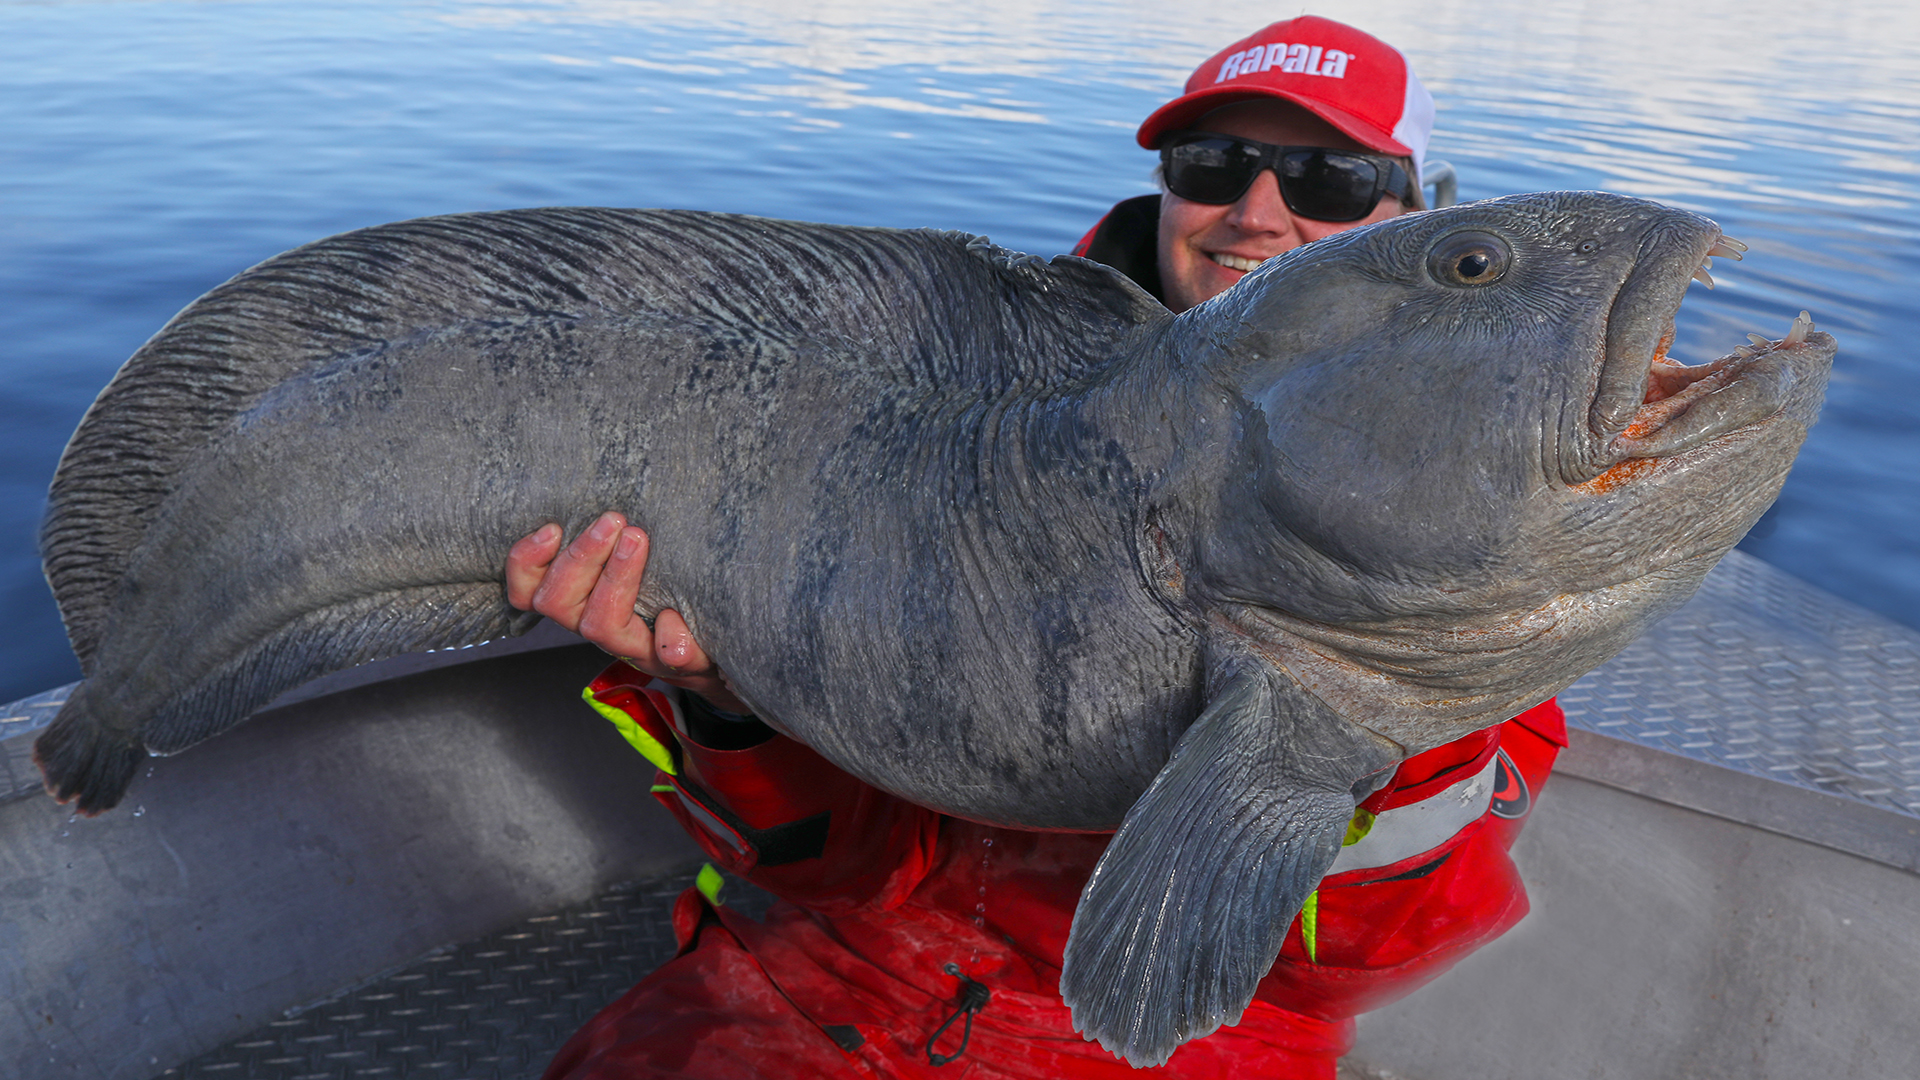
[{"left": 1180, "top": 190, "right": 1835, "bottom": 751}]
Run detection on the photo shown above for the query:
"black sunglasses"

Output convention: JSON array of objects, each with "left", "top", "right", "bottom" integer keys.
[{"left": 1159, "top": 132, "right": 1414, "bottom": 222}]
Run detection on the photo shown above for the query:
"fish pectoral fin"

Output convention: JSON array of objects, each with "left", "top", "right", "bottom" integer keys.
[{"left": 1059, "top": 662, "right": 1398, "bottom": 1067}]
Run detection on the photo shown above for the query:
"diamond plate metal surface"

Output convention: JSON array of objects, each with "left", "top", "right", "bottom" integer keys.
[
  {"left": 152, "top": 870, "right": 775, "bottom": 1080},
  {"left": 1559, "top": 551, "right": 1920, "bottom": 816}
]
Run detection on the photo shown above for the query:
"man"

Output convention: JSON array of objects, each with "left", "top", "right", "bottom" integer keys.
[
  {"left": 1073, "top": 13, "right": 1426, "bottom": 313},
  {"left": 517, "top": 17, "right": 1564, "bottom": 1079}
]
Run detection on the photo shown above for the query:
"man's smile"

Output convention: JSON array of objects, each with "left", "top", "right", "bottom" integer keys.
[{"left": 1209, "top": 251, "right": 1268, "bottom": 272}]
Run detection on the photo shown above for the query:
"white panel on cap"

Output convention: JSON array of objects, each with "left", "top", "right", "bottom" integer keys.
[{"left": 1390, "top": 47, "right": 1436, "bottom": 189}]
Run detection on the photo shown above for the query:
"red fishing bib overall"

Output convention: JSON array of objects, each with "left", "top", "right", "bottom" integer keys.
[{"left": 546, "top": 662, "right": 1564, "bottom": 1079}]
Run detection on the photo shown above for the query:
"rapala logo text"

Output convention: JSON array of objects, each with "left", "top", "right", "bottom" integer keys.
[{"left": 1216, "top": 43, "right": 1352, "bottom": 82}]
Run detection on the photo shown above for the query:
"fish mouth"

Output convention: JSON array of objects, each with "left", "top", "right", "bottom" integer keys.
[
  {"left": 1580, "top": 226, "right": 1834, "bottom": 486},
  {"left": 1613, "top": 307, "right": 1817, "bottom": 457}
]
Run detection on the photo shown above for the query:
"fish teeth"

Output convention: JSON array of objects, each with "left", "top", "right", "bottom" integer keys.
[
  {"left": 1733, "top": 345, "right": 1756, "bottom": 358},
  {"left": 1783, "top": 309, "right": 1814, "bottom": 346},
  {"left": 1747, "top": 333, "right": 1772, "bottom": 347},
  {"left": 1692, "top": 264, "right": 1715, "bottom": 289},
  {"left": 1708, "top": 236, "right": 1748, "bottom": 260}
]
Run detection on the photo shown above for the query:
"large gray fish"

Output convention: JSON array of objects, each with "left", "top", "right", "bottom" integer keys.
[{"left": 35, "top": 192, "right": 1833, "bottom": 1065}]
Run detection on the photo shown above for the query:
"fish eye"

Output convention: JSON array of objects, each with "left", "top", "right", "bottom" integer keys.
[{"left": 1428, "top": 231, "right": 1510, "bottom": 287}]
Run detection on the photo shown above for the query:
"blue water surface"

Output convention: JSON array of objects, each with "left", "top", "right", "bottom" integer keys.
[{"left": 3, "top": 0, "right": 1917, "bottom": 702}]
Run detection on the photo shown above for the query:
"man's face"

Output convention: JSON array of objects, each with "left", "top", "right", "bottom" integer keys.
[{"left": 1157, "top": 100, "right": 1407, "bottom": 313}]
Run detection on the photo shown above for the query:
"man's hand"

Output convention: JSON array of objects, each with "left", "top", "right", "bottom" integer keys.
[{"left": 507, "top": 512, "right": 751, "bottom": 714}]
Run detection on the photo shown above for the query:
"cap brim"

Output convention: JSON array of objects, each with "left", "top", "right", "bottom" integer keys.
[{"left": 1136, "top": 85, "right": 1413, "bottom": 158}]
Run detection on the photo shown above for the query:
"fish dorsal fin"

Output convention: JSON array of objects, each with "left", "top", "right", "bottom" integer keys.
[
  {"left": 906, "top": 228, "right": 1171, "bottom": 387},
  {"left": 1059, "top": 651, "right": 1399, "bottom": 1066},
  {"left": 41, "top": 209, "right": 1162, "bottom": 671},
  {"left": 936, "top": 227, "right": 1168, "bottom": 327}
]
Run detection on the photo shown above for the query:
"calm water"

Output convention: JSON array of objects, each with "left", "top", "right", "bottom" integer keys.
[{"left": 3, "top": 0, "right": 1917, "bottom": 703}]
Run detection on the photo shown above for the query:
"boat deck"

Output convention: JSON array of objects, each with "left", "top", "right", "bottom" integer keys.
[
  {"left": 154, "top": 870, "right": 772, "bottom": 1080},
  {"left": 1559, "top": 550, "right": 1919, "bottom": 816}
]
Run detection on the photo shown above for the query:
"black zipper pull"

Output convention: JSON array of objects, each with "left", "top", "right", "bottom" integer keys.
[{"left": 927, "top": 962, "right": 991, "bottom": 1066}]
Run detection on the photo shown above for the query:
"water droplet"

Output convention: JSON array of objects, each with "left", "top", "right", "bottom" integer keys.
[{"left": 132, "top": 805, "right": 145, "bottom": 818}]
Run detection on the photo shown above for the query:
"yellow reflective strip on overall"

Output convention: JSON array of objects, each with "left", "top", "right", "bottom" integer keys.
[
  {"left": 1301, "top": 891, "right": 1319, "bottom": 964},
  {"left": 1304, "top": 807, "right": 1374, "bottom": 965},
  {"left": 1344, "top": 806, "right": 1376, "bottom": 846},
  {"left": 696, "top": 863, "right": 726, "bottom": 906},
  {"left": 580, "top": 684, "right": 677, "bottom": 775}
]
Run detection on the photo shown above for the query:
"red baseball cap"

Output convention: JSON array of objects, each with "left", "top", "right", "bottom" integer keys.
[{"left": 1136, "top": 16, "right": 1434, "bottom": 182}]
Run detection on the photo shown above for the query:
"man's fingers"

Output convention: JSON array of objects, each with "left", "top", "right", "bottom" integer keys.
[
  {"left": 576, "top": 526, "right": 657, "bottom": 658},
  {"left": 505, "top": 522, "right": 564, "bottom": 610},
  {"left": 508, "top": 512, "right": 751, "bottom": 714},
  {"left": 652, "top": 610, "right": 753, "bottom": 714},
  {"left": 652, "top": 609, "right": 715, "bottom": 676},
  {"left": 530, "top": 511, "right": 627, "bottom": 629}
]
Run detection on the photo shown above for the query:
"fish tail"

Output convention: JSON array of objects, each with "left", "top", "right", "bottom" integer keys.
[
  {"left": 34, "top": 580, "right": 536, "bottom": 814},
  {"left": 33, "top": 682, "right": 145, "bottom": 816}
]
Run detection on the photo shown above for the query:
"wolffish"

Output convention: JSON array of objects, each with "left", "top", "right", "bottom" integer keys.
[{"left": 34, "top": 193, "right": 1834, "bottom": 1064}]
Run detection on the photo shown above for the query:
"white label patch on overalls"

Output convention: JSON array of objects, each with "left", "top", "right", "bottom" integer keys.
[{"left": 1326, "top": 753, "right": 1498, "bottom": 876}]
